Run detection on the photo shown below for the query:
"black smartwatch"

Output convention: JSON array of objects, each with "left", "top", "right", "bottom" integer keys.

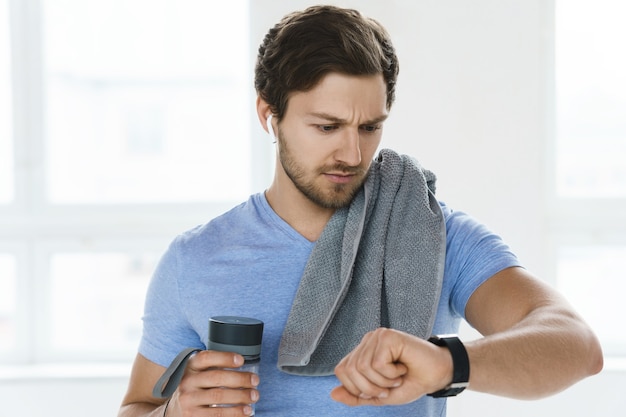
[{"left": 427, "top": 334, "right": 470, "bottom": 397}]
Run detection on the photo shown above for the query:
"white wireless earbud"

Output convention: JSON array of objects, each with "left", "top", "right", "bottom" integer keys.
[{"left": 266, "top": 114, "right": 277, "bottom": 143}]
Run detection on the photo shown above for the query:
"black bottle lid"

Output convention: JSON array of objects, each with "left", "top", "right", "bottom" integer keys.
[{"left": 208, "top": 316, "right": 264, "bottom": 357}]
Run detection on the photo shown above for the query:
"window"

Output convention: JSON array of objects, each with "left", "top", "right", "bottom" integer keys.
[
  {"left": 556, "top": 246, "right": 626, "bottom": 356},
  {"left": 0, "top": 253, "right": 17, "bottom": 353},
  {"left": 555, "top": 0, "right": 626, "bottom": 198},
  {"left": 0, "top": 0, "right": 12, "bottom": 204},
  {"left": 43, "top": 0, "right": 251, "bottom": 204},
  {"left": 554, "top": 0, "right": 626, "bottom": 356},
  {"left": 2, "top": 0, "right": 260, "bottom": 366},
  {"left": 46, "top": 250, "right": 159, "bottom": 359}
]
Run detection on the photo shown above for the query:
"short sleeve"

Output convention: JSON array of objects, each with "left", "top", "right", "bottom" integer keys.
[
  {"left": 442, "top": 205, "right": 522, "bottom": 320},
  {"left": 138, "top": 236, "right": 204, "bottom": 367}
]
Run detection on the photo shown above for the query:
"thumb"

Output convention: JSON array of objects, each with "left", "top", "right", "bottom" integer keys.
[{"left": 330, "top": 386, "right": 383, "bottom": 406}]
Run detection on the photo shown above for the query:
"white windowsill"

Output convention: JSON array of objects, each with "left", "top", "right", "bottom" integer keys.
[
  {"left": 1, "top": 357, "right": 626, "bottom": 382},
  {"left": 0, "top": 362, "right": 133, "bottom": 381}
]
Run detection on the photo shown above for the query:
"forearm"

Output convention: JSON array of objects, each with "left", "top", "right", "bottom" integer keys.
[
  {"left": 465, "top": 305, "right": 603, "bottom": 399},
  {"left": 118, "top": 401, "right": 167, "bottom": 417}
]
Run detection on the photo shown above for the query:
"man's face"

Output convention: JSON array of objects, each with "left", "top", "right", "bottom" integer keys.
[{"left": 276, "top": 72, "right": 388, "bottom": 209}]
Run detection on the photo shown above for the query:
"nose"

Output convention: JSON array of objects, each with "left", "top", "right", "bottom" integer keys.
[{"left": 334, "top": 128, "right": 362, "bottom": 167}]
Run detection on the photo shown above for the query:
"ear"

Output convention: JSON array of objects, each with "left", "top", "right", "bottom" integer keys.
[{"left": 256, "top": 96, "right": 273, "bottom": 134}]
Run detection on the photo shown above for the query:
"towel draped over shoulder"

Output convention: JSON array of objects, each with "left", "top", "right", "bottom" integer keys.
[{"left": 277, "top": 149, "right": 446, "bottom": 376}]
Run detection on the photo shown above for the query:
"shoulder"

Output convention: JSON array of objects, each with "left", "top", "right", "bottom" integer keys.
[
  {"left": 439, "top": 202, "right": 513, "bottom": 258},
  {"left": 438, "top": 201, "right": 522, "bottom": 317},
  {"left": 174, "top": 194, "right": 264, "bottom": 246}
]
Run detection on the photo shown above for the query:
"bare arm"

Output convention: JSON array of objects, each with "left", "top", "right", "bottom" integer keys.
[
  {"left": 463, "top": 266, "right": 603, "bottom": 399},
  {"left": 331, "top": 267, "right": 603, "bottom": 405},
  {"left": 118, "top": 354, "right": 170, "bottom": 417},
  {"left": 118, "top": 352, "right": 259, "bottom": 417}
]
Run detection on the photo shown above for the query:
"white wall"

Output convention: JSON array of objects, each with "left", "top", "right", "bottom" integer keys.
[
  {"left": 1, "top": 1, "right": 618, "bottom": 416},
  {"left": 250, "top": 0, "right": 551, "bottom": 276}
]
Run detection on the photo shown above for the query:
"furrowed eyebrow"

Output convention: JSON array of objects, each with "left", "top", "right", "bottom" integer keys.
[
  {"left": 308, "top": 112, "right": 346, "bottom": 124},
  {"left": 309, "top": 112, "right": 388, "bottom": 125},
  {"left": 362, "top": 115, "right": 389, "bottom": 125}
]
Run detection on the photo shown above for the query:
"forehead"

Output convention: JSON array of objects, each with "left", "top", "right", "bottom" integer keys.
[{"left": 286, "top": 72, "right": 388, "bottom": 120}]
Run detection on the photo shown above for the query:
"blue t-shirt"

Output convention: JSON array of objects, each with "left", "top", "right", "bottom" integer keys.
[{"left": 139, "top": 193, "right": 520, "bottom": 416}]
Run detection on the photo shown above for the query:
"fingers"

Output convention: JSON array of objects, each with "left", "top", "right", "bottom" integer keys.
[
  {"left": 185, "top": 367, "right": 259, "bottom": 390},
  {"left": 334, "top": 328, "right": 407, "bottom": 400},
  {"left": 172, "top": 350, "right": 260, "bottom": 415},
  {"left": 333, "top": 328, "right": 456, "bottom": 406},
  {"left": 177, "top": 383, "right": 259, "bottom": 411},
  {"left": 168, "top": 394, "right": 256, "bottom": 417},
  {"left": 187, "top": 349, "right": 245, "bottom": 372}
]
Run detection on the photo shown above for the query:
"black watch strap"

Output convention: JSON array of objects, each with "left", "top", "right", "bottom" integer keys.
[{"left": 427, "top": 335, "right": 470, "bottom": 397}]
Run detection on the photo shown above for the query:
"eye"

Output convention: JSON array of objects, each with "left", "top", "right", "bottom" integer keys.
[
  {"left": 361, "top": 125, "right": 381, "bottom": 133},
  {"left": 318, "top": 125, "right": 338, "bottom": 132}
]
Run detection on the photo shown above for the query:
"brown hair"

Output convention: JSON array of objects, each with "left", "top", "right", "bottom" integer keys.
[{"left": 254, "top": 5, "right": 399, "bottom": 119}]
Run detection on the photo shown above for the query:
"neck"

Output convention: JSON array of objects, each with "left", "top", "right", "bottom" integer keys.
[{"left": 264, "top": 182, "right": 335, "bottom": 242}]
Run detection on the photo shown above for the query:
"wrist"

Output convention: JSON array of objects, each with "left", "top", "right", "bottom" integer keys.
[
  {"left": 427, "top": 334, "right": 470, "bottom": 397},
  {"left": 162, "top": 399, "right": 170, "bottom": 417}
]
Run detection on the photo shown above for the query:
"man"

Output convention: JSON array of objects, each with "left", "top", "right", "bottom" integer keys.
[{"left": 118, "top": 5, "right": 602, "bottom": 417}]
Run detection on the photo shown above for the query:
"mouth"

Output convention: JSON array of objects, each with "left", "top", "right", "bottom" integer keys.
[{"left": 323, "top": 172, "right": 357, "bottom": 184}]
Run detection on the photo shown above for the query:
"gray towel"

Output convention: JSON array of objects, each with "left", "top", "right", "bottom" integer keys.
[{"left": 277, "top": 148, "right": 446, "bottom": 376}]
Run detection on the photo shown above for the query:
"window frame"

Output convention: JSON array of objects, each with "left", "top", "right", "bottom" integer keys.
[
  {"left": 548, "top": 0, "right": 626, "bottom": 358},
  {"left": 1, "top": 0, "right": 269, "bottom": 366}
]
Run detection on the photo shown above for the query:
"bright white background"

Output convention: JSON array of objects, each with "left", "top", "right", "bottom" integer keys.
[{"left": 1, "top": 0, "right": 624, "bottom": 416}]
